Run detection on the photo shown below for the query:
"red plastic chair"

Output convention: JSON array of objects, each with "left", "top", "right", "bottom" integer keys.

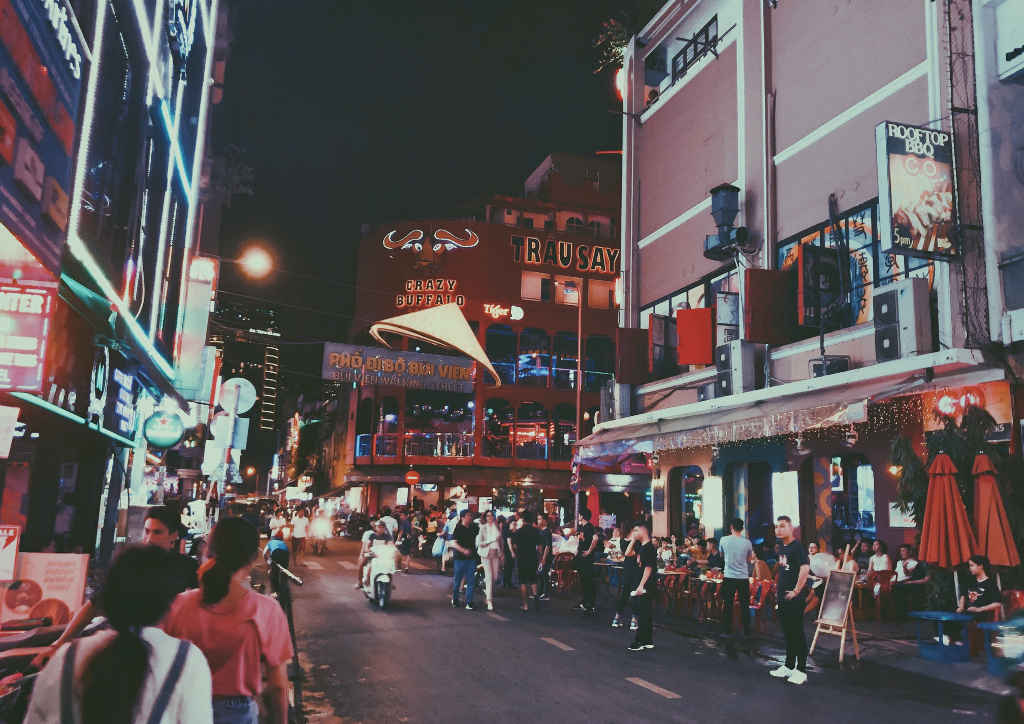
[{"left": 749, "top": 579, "right": 775, "bottom": 633}]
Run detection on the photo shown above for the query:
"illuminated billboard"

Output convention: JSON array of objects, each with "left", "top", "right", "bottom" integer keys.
[
  {"left": 322, "top": 343, "right": 475, "bottom": 393},
  {"left": 0, "top": 0, "right": 85, "bottom": 274},
  {"left": 876, "top": 121, "right": 956, "bottom": 260}
]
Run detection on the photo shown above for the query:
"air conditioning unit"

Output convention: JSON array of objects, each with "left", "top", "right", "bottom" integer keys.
[
  {"left": 714, "top": 340, "right": 759, "bottom": 397},
  {"left": 873, "top": 277, "right": 933, "bottom": 363},
  {"left": 809, "top": 355, "right": 851, "bottom": 378}
]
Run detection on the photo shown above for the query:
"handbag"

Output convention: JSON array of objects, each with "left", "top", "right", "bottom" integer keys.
[{"left": 431, "top": 536, "right": 445, "bottom": 558}]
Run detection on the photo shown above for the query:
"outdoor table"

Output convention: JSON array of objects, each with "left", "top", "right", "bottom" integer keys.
[
  {"left": 594, "top": 561, "right": 624, "bottom": 593},
  {"left": 977, "top": 621, "right": 1018, "bottom": 677},
  {"left": 909, "top": 611, "right": 973, "bottom": 663}
]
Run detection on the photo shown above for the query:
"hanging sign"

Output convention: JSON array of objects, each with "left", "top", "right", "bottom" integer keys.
[
  {"left": 143, "top": 411, "right": 186, "bottom": 449},
  {"left": 0, "top": 0, "right": 86, "bottom": 274},
  {"left": 0, "top": 525, "right": 18, "bottom": 581},
  {"left": 876, "top": 121, "right": 956, "bottom": 259},
  {"left": 322, "top": 343, "right": 475, "bottom": 393}
]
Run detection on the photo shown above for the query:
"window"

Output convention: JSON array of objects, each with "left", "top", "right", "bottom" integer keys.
[
  {"left": 485, "top": 325, "right": 517, "bottom": 385},
  {"left": 589, "top": 220, "right": 601, "bottom": 237},
  {"left": 588, "top": 279, "right": 615, "bottom": 309},
  {"left": 640, "top": 267, "right": 737, "bottom": 322},
  {"left": 544, "top": 219, "right": 554, "bottom": 231},
  {"left": 521, "top": 270, "right": 551, "bottom": 301},
  {"left": 517, "top": 328, "right": 551, "bottom": 386},
  {"left": 775, "top": 199, "right": 932, "bottom": 329},
  {"left": 555, "top": 276, "right": 582, "bottom": 306},
  {"left": 672, "top": 16, "right": 718, "bottom": 82},
  {"left": 521, "top": 217, "right": 534, "bottom": 229},
  {"left": 566, "top": 217, "right": 584, "bottom": 231}
]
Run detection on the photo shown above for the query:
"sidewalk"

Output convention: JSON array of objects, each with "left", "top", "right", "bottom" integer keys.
[{"left": 654, "top": 605, "right": 1015, "bottom": 703}]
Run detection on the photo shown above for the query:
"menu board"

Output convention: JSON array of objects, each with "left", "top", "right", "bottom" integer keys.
[
  {"left": 817, "top": 570, "right": 855, "bottom": 627},
  {"left": 0, "top": 552, "right": 88, "bottom": 624}
]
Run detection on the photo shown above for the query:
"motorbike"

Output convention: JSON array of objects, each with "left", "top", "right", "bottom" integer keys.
[
  {"left": 345, "top": 513, "right": 370, "bottom": 540},
  {"left": 362, "top": 541, "right": 401, "bottom": 609},
  {"left": 309, "top": 517, "right": 331, "bottom": 555}
]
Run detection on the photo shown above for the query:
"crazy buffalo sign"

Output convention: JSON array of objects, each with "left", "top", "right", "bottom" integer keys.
[{"left": 322, "top": 343, "right": 475, "bottom": 393}]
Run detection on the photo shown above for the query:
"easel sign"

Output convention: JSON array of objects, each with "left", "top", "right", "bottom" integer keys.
[
  {"left": 0, "top": 526, "right": 19, "bottom": 582},
  {"left": 809, "top": 569, "right": 860, "bottom": 663}
]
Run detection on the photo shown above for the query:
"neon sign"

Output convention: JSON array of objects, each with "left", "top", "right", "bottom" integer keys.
[
  {"left": 511, "top": 236, "right": 621, "bottom": 275},
  {"left": 395, "top": 279, "right": 465, "bottom": 308},
  {"left": 0, "top": 282, "right": 53, "bottom": 392},
  {"left": 484, "top": 303, "right": 524, "bottom": 321}
]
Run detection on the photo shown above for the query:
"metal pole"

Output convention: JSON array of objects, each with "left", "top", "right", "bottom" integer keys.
[{"left": 575, "top": 283, "right": 583, "bottom": 530}]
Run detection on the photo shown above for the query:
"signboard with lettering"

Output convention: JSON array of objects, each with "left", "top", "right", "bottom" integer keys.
[
  {"left": 876, "top": 121, "right": 956, "bottom": 260},
  {"left": 0, "top": 0, "right": 85, "bottom": 274},
  {"left": 511, "top": 236, "right": 621, "bottom": 274},
  {"left": 322, "top": 343, "right": 475, "bottom": 393},
  {"left": 0, "top": 280, "right": 53, "bottom": 392}
]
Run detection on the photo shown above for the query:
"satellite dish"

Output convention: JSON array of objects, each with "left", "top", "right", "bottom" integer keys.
[{"left": 219, "top": 378, "right": 258, "bottom": 414}]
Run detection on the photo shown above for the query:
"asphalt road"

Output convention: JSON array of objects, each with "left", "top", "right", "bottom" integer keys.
[{"left": 290, "top": 540, "right": 998, "bottom": 724}]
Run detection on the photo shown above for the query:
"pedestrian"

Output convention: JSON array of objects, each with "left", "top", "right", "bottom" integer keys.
[
  {"left": 475, "top": 510, "right": 503, "bottom": 611},
  {"left": 575, "top": 508, "right": 599, "bottom": 614},
  {"left": 720, "top": 518, "right": 756, "bottom": 638},
  {"left": 449, "top": 509, "right": 479, "bottom": 610},
  {"left": 536, "top": 514, "right": 553, "bottom": 601},
  {"left": 627, "top": 524, "right": 657, "bottom": 652},
  {"left": 269, "top": 508, "right": 287, "bottom": 539},
  {"left": 396, "top": 511, "right": 414, "bottom": 573},
  {"left": 291, "top": 508, "right": 309, "bottom": 565},
  {"left": 440, "top": 508, "right": 459, "bottom": 573},
  {"left": 500, "top": 516, "right": 517, "bottom": 588},
  {"left": 770, "top": 515, "right": 811, "bottom": 685},
  {"left": 164, "top": 517, "right": 293, "bottom": 724},
  {"left": 25, "top": 545, "right": 213, "bottom": 723},
  {"left": 32, "top": 506, "right": 199, "bottom": 669},
  {"left": 611, "top": 524, "right": 640, "bottom": 631},
  {"left": 511, "top": 510, "right": 543, "bottom": 612}
]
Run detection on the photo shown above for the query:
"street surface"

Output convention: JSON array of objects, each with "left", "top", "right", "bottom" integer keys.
[{"left": 292, "top": 540, "right": 998, "bottom": 724}]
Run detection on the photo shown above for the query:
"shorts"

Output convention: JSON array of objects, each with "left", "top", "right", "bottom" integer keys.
[{"left": 517, "top": 561, "right": 539, "bottom": 584}]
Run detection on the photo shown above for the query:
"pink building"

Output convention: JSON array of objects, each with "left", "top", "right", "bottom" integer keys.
[{"left": 582, "top": 0, "right": 1020, "bottom": 551}]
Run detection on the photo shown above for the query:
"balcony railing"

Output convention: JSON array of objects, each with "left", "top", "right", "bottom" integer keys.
[
  {"left": 404, "top": 431, "right": 474, "bottom": 458},
  {"left": 355, "top": 434, "right": 372, "bottom": 457},
  {"left": 374, "top": 433, "right": 400, "bottom": 457}
]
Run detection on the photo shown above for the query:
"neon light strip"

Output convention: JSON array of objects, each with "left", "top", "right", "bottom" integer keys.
[
  {"left": 175, "top": 0, "right": 219, "bottom": 361},
  {"left": 198, "top": 0, "right": 211, "bottom": 49},
  {"left": 150, "top": 78, "right": 186, "bottom": 338},
  {"left": 159, "top": 101, "right": 192, "bottom": 195},
  {"left": 135, "top": 0, "right": 166, "bottom": 101},
  {"left": 10, "top": 393, "right": 137, "bottom": 447}
]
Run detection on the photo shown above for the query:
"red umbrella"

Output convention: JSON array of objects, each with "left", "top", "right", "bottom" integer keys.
[
  {"left": 972, "top": 453, "right": 1020, "bottom": 568},
  {"left": 919, "top": 453, "right": 976, "bottom": 568}
]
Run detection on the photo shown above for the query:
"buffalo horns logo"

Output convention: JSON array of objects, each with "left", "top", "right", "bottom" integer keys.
[{"left": 382, "top": 228, "right": 480, "bottom": 272}]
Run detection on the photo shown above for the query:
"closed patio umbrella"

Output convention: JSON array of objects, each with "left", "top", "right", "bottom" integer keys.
[
  {"left": 972, "top": 453, "right": 1020, "bottom": 568},
  {"left": 919, "top": 453, "right": 976, "bottom": 569}
]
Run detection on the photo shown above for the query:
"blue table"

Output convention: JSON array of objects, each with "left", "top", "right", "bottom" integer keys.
[
  {"left": 977, "top": 621, "right": 1018, "bottom": 676},
  {"left": 909, "top": 611, "right": 973, "bottom": 662}
]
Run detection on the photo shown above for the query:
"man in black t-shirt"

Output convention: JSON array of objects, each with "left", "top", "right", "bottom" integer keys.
[
  {"left": 770, "top": 515, "right": 810, "bottom": 685},
  {"left": 450, "top": 510, "right": 479, "bottom": 610},
  {"left": 575, "top": 509, "right": 599, "bottom": 613},
  {"left": 627, "top": 524, "right": 657, "bottom": 651},
  {"left": 511, "top": 510, "right": 544, "bottom": 612}
]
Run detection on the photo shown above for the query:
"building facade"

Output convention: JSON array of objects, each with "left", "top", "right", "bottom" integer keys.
[
  {"left": 583, "top": 0, "right": 1018, "bottom": 550},
  {"left": 339, "top": 153, "right": 631, "bottom": 521},
  {"left": 0, "top": 0, "right": 226, "bottom": 557}
]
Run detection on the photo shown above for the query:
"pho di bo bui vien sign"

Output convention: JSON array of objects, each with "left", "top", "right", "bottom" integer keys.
[
  {"left": 511, "top": 237, "right": 621, "bottom": 274},
  {"left": 396, "top": 279, "right": 465, "bottom": 309},
  {"left": 322, "top": 343, "right": 475, "bottom": 393}
]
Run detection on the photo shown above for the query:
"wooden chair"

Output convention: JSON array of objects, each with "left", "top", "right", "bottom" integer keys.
[
  {"left": 749, "top": 579, "right": 775, "bottom": 633},
  {"left": 866, "top": 570, "right": 896, "bottom": 620}
]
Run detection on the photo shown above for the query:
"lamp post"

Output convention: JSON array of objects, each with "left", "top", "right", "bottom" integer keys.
[{"left": 556, "top": 279, "right": 584, "bottom": 530}]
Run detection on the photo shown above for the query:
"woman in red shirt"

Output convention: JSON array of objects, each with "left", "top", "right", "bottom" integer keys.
[{"left": 165, "top": 517, "right": 293, "bottom": 724}]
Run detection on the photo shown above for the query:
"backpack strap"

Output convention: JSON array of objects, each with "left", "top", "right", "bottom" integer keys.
[
  {"left": 146, "top": 640, "right": 191, "bottom": 724},
  {"left": 60, "top": 641, "right": 79, "bottom": 724}
]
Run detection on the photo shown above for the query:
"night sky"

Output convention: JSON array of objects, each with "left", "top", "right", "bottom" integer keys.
[{"left": 213, "top": 0, "right": 625, "bottom": 365}]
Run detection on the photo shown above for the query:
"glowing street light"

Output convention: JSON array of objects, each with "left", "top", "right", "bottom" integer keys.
[
  {"left": 238, "top": 247, "right": 273, "bottom": 279},
  {"left": 245, "top": 466, "right": 256, "bottom": 477}
]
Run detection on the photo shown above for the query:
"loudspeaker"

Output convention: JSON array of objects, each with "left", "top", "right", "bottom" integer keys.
[
  {"left": 873, "top": 277, "right": 932, "bottom": 362},
  {"left": 713, "top": 341, "right": 758, "bottom": 397},
  {"left": 697, "top": 381, "right": 716, "bottom": 402},
  {"left": 715, "top": 342, "right": 732, "bottom": 372}
]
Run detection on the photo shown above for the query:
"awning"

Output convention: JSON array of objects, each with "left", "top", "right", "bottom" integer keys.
[
  {"left": 580, "top": 471, "right": 651, "bottom": 493},
  {"left": 577, "top": 348, "right": 992, "bottom": 460},
  {"left": 369, "top": 303, "right": 501, "bottom": 386}
]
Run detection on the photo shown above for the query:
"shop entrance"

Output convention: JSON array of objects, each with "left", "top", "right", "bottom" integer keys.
[
  {"left": 668, "top": 465, "right": 704, "bottom": 539},
  {"left": 747, "top": 462, "right": 774, "bottom": 547}
]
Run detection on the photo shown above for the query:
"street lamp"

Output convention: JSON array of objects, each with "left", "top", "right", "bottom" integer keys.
[
  {"left": 554, "top": 279, "right": 584, "bottom": 530},
  {"left": 245, "top": 466, "right": 256, "bottom": 477},
  {"left": 237, "top": 247, "right": 273, "bottom": 279}
]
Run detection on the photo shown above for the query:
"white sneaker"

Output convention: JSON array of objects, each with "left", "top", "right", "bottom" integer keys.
[
  {"left": 487, "top": 602, "right": 494, "bottom": 611},
  {"left": 933, "top": 634, "right": 951, "bottom": 646},
  {"left": 786, "top": 670, "right": 807, "bottom": 685},
  {"left": 769, "top": 665, "right": 792, "bottom": 678}
]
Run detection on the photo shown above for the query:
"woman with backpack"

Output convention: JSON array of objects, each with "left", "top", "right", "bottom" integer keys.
[
  {"left": 164, "top": 517, "right": 293, "bottom": 724},
  {"left": 25, "top": 545, "right": 213, "bottom": 723}
]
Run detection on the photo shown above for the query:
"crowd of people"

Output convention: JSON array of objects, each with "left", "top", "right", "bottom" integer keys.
[{"left": 23, "top": 507, "right": 293, "bottom": 724}]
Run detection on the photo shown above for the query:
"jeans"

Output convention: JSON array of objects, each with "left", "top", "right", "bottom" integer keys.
[
  {"left": 777, "top": 597, "right": 808, "bottom": 672},
  {"left": 632, "top": 592, "right": 653, "bottom": 645},
  {"left": 616, "top": 566, "right": 640, "bottom": 615},
  {"left": 452, "top": 558, "right": 476, "bottom": 604},
  {"left": 720, "top": 578, "right": 751, "bottom": 636},
  {"left": 213, "top": 696, "right": 258, "bottom": 724},
  {"left": 537, "top": 562, "right": 551, "bottom": 597}
]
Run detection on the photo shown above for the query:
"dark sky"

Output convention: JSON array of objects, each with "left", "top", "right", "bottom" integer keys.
[{"left": 212, "top": 0, "right": 624, "bottom": 358}]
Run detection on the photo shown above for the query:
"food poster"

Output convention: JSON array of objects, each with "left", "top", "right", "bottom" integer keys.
[
  {"left": 0, "top": 552, "right": 88, "bottom": 625},
  {"left": 0, "top": 525, "right": 18, "bottom": 581}
]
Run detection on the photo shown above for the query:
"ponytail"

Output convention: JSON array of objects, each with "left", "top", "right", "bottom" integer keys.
[
  {"left": 83, "top": 546, "right": 181, "bottom": 724},
  {"left": 81, "top": 629, "right": 149, "bottom": 724},
  {"left": 201, "top": 517, "right": 259, "bottom": 605}
]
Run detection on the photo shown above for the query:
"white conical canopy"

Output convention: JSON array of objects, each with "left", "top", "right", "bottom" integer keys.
[{"left": 369, "top": 303, "right": 501, "bottom": 387}]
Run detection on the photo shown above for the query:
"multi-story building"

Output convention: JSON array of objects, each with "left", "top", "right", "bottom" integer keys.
[
  {"left": 582, "top": 0, "right": 1016, "bottom": 548},
  {"left": 0, "top": 0, "right": 226, "bottom": 556},
  {"left": 339, "top": 153, "right": 631, "bottom": 522}
]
